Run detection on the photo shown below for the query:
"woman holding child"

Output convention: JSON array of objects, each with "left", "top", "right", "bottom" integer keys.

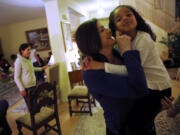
[{"left": 75, "top": 18, "right": 148, "bottom": 135}]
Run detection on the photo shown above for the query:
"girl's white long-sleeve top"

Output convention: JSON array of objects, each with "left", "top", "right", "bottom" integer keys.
[
  {"left": 105, "top": 31, "right": 172, "bottom": 90},
  {"left": 14, "top": 54, "right": 42, "bottom": 92}
]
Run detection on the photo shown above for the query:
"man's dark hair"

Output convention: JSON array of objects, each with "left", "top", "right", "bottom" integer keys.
[
  {"left": 75, "top": 18, "right": 102, "bottom": 56},
  {"left": 109, "top": 5, "right": 156, "bottom": 41}
]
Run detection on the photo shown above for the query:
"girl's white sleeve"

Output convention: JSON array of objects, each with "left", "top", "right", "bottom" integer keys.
[
  {"left": 14, "top": 60, "right": 25, "bottom": 91},
  {"left": 104, "top": 63, "right": 128, "bottom": 76},
  {"left": 134, "top": 33, "right": 155, "bottom": 66}
]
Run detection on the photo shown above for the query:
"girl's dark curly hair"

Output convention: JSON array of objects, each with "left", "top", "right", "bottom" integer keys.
[{"left": 109, "top": 5, "right": 156, "bottom": 41}]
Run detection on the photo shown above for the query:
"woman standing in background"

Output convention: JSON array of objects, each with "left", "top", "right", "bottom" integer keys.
[{"left": 14, "top": 43, "right": 47, "bottom": 107}]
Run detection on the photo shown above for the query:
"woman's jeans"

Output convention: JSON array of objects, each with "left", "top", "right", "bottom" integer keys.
[{"left": 24, "top": 86, "right": 36, "bottom": 111}]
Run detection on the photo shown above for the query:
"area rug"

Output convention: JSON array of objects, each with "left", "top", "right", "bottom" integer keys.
[
  {"left": 11, "top": 101, "right": 29, "bottom": 113},
  {"left": 0, "top": 80, "right": 22, "bottom": 107},
  {"left": 72, "top": 108, "right": 106, "bottom": 135},
  {"left": 73, "top": 107, "right": 180, "bottom": 135}
]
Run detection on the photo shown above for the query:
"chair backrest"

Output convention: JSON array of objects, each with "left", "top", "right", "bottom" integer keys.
[
  {"left": 46, "top": 63, "right": 59, "bottom": 84},
  {"left": 68, "top": 69, "right": 83, "bottom": 88},
  {"left": 29, "top": 82, "right": 57, "bottom": 115}
]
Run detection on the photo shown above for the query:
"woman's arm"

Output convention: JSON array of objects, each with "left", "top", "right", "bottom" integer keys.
[
  {"left": 34, "top": 67, "right": 43, "bottom": 71},
  {"left": 34, "top": 65, "right": 48, "bottom": 71},
  {"left": 83, "top": 50, "right": 148, "bottom": 98},
  {"left": 104, "top": 33, "right": 155, "bottom": 76},
  {"left": 82, "top": 57, "right": 128, "bottom": 76},
  {"left": 83, "top": 33, "right": 131, "bottom": 76}
]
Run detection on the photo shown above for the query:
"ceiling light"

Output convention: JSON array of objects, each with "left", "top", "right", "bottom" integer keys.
[{"left": 98, "top": 7, "right": 105, "bottom": 16}]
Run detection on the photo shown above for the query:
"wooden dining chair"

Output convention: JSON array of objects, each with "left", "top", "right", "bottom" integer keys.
[
  {"left": 16, "top": 82, "right": 62, "bottom": 135},
  {"left": 67, "top": 69, "right": 96, "bottom": 117}
]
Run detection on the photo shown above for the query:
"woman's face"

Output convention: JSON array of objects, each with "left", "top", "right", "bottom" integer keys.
[
  {"left": 21, "top": 46, "right": 31, "bottom": 58},
  {"left": 114, "top": 7, "right": 137, "bottom": 34},
  {"left": 97, "top": 22, "right": 115, "bottom": 49}
]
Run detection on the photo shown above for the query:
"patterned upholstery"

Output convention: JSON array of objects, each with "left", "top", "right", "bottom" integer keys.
[
  {"left": 68, "top": 86, "right": 88, "bottom": 96},
  {"left": 16, "top": 107, "right": 54, "bottom": 127}
]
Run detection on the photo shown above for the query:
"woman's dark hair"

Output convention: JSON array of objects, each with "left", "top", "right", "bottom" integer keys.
[
  {"left": 19, "top": 43, "right": 31, "bottom": 55},
  {"left": 0, "top": 54, "right": 4, "bottom": 60},
  {"left": 75, "top": 18, "right": 102, "bottom": 56},
  {"left": 109, "top": 5, "right": 156, "bottom": 41},
  {"left": 48, "top": 52, "right": 52, "bottom": 55},
  {"left": 10, "top": 54, "right": 17, "bottom": 61}
]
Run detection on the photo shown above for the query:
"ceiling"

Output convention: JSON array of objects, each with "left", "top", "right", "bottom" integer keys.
[
  {"left": 0, "top": 0, "right": 119, "bottom": 26},
  {"left": 74, "top": 0, "right": 118, "bottom": 12}
]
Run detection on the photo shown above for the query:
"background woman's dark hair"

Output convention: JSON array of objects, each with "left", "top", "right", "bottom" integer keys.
[
  {"left": 0, "top": 54, "right": 4, "bottom": 60},
  {"left": 109, "top": 5, "right": 156, "bottom": 41},
  {"left": 75, "top": 18, "right": 102, "bottom": 56},
  {"left": 19, "top": 43, "right": 31, "bottom": 55},
  {"left": 10, "top": 54, "right": 17, "bottom": 61}
]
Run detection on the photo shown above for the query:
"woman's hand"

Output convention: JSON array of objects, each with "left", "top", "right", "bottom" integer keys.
[
  {"left": 116, "top": 31, "right": 132, "bottom": 54},
  {"left": 161, "top": 96, "right": 175, "bottom": 117},
  {"left": 42, "top": 65, "right": 48, "bottom": 70},
  {"left": 82, "top": 56, "right": 104, "bottom": 71},
  {"left": 21, "top": 90, "right": 26, "bottom": 97},
  {"left": 161, "top": 96, "right": 174, "bottom": 110},
  {"left": 161, "top": 96, "right": 178, "bottom": 117}
]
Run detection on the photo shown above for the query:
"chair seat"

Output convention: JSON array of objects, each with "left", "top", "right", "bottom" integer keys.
[
  {"left": 68, "top": 86, "right": 88, "bottom": 96},
  {"left": 16, "top": 107, "right": 54, "bottom": 126}
]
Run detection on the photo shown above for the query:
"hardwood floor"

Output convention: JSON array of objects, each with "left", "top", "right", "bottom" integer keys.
[
  {"left": 172, "top": 80, "right": 180, "bottom": 99},
  {"left": 7, "top": 80, "right": 180, "bottom": 135}
]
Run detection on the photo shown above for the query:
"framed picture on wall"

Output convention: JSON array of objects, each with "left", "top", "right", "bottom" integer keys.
[
  {"left": 61, "top": 21, "right": 73, "bottom": 52},
  {"left": 25, "top": 28, "right": 50, "bottom": 51}
]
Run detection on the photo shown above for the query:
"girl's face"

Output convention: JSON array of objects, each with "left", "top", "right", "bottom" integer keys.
[
  {"left": 114, "top": 7, "right": 137, "bottom": 34},
  {"left": 97, "top": 22, "right": 115, "bottom": 49},
  {"left": 21, "top": 46, "right": 31, "bottom": 58}
]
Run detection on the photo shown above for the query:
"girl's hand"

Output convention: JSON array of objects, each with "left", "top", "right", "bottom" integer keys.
[
  {"left": 21, "top": 90, "right": 26, "bottom": 97},
  {"left": 82, "top": 56, "right": 104, "bottom": 71},
  {"left": 116, "top": 31, "right": 132, "bottom": 54}
]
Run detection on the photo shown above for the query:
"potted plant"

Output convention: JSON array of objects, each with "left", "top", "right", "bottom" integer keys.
[{"left": 160, "top": 33, "right": 180, "bottom": 67}]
